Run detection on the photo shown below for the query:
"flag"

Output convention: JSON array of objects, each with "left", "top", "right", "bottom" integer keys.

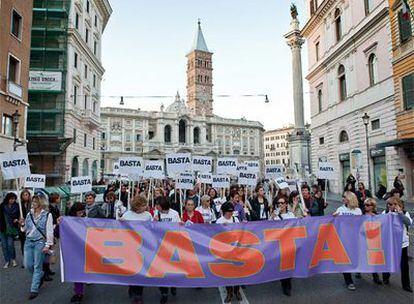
[{"left": 402, "top": 0, "right": 411, "bottom": 20}]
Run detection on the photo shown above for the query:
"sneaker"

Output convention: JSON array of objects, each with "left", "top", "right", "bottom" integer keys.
[
  {"left": 11, "top": 260, "right": 17, "bottom": 267},
  {"left": 347, "top": 284, "right": 356, "bottom": 291},
  {"left": 28, "top": 292, "right": 38, "bottom": 300},
  {"left": 403, "top": 286, "right": 413, "bottom": 293},
  {"left": 3, "top": 262, "right": 10, "bottom": 269}
]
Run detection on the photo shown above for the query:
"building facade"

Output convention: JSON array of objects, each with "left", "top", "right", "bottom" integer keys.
[
  {"left": 0, "top": 0, "right": 33, "bottom": 186},
  {"left": 302, "top": 0, "right": 399, "bottom": 195},
  {"left": 264, "top": 126, "right": 294, "bottom": 172},
  {"left": 101, "top": 22, "right": 264, "bottom": 174},
  {"left": 27, "top": 0, "right": 112, "bottom": 186},
  {"left": 383, "top": 0, "right": 413, "bottom": 200}
]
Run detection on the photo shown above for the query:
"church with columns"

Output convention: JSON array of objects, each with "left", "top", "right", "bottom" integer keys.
[{"left": 100, "top": 22, "right": 264, "bottom": 175}]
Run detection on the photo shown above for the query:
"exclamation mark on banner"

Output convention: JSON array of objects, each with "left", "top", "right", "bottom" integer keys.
[{"left": 364, "top": 222, "right": 385, "bottom": 265}]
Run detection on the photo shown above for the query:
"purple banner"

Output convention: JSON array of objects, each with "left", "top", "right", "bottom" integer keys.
[{"left": 60, "top": 214, "right": 403, "bottom": 287}]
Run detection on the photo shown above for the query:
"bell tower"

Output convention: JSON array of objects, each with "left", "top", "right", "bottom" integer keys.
[{"left": 186, "top": 20, "right": 213, "bottom": 116}]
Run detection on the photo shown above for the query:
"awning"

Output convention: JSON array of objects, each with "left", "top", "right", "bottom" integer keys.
[
  {"left": 27, "top": 136, "right": 73, "bottom": 155},
  {"left": 375, "top": 138, "right": 414, "bottom": 149}
]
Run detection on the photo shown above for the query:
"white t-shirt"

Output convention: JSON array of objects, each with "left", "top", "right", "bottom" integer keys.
[
  {"left": 157, "top": 209, "right": 181, "bottom": 222},
  {"left": 382, "top": 210, "right": 412, "bottom": 248},
  {"left": 259, "top": 204, "right": 267, "bottom": 219},
  {"left": 335, "top": 205, "right": 362, "bottom": 216},
  {"left": 216, "top": 216, "right": 239, "bottom": 224},
  {"left": 121, "top": 211, "right": 152, "bottom": 221},
  {"left": 196, "top": 206, "right": 216, "bottom": 223},
  {"left": 271, "top": 211, "right": 296, "bottom": 220}
]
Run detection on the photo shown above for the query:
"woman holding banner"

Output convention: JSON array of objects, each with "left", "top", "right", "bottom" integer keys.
[
  {"left": 288, "top": 191, "right": 307, "bottom": 218},
  {"left": 196, "top": 195, "right": 216, "bottom": 223},
  {"left": 20, "top": 195, "right": 54, "bottom": 300},
  {"left": 0, "top": 192, "right": 20, "bottom": 268},
  {"left": 270, "top": 196, "right": 296, "bottom": 296},
  {"left": 229, "top": 190, "right": 246, "bottom": 223},
  {"left": 250, "top": 185, "right": 270, "bottom": 221}
]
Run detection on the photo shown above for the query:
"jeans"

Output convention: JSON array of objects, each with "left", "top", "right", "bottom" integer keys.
[
  {"left": 24, "top": 239, "right": 45, "bottom": 292},
  {"left": 0, "top": 233, "right": 16, "bottom": 263}
]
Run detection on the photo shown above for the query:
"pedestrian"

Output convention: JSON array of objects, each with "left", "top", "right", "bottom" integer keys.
[
  {"left": 119, "top": 184, "right": 129, "bottom": 208},
  {"left": 250, "top": 185, "right": 270, "bottom": 221},
  {"left": 120, "top": 196, "right": 152, "bottom": 304},
  {"left": 101, "top": 191, "right": 125, "bottom": 219},
  {"left": 343, "top": 182, "right": 355, "bottom": 194},
  {"left": 20, "top": 189, "right": 32, "bottom": 258},
  {"left": 84, "top": 191, "right": 106, "bottom": 219},
  {"left": 355, "top": 182, "right": 372, "bottom": 213},
  {"left": 270, "top": 196, "right": 295, "bottom": 296},
  {"left": 382, "top": 197, "right": 412, "bottom": 292},
  {"left": 20, "top": 195, "right": 54, "bottom": 300},
  {"left": 333, "top": 191, "right": 362, "bottom": 291},
  {"left": 0, "top": 192, "right": 20, "bottom": 268},
  {"left": 196, "top": 195, "right": 216, "bottom": 223},
  {"left": 288, "top": 191, "right": 307, "bottom": 218},
  {"left": 363, "top": 198, "right": 383, "bottom": 285},
  {"left": 43, "top": 193, "right": 61, "bottom": 280},
  {"left": 238, "top": 186, "right": 253, "bottom": 221},
  {"left": 182, "top": 199, "right": 204, "bottom": 224},
  {"left": 393, "top": 174, "right": 405, "bottom": 198},
  {"left": 313, "top": 189, "right": 327, "bottom": 216},
  {"left": 346, "top": 173, "right": 356, "bottom": 191},
  {"left": 154, "top": 197, "right": 179, "bottom": 303},
  {"left": 228, "top": 190, "right": 246, "bottom": 222},
  {"left": 301, "top": 185, "right": 319, "bottom": 216},
  {"left": 216, "top": 202, "right": 241, "bottom": 303},
  {"left": 272, "top": 188, "right": 289, "bottom": 211}
]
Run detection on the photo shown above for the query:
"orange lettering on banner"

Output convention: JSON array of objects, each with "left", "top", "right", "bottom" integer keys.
[
  {"left": 310, "top": 224, "right": 351, "bottom": 268},
  {"left": 208, "top": 230, "right": 265, "bottom": 278},
  {"left": 146, "top": 231, "right": 205, "bottom": 278},
  {"left": 85, "top": 228, "right": 143, "bottom": 276},
  {"left": 264, "top": 227, "right": 307, "bottom": 271},
  {"left": 364, "top": 222, "right": 385, "bottom": 265}
]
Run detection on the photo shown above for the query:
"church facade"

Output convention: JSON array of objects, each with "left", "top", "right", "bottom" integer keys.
[{"left": 100, "top": 22, "right": 264, "bottom": 175}]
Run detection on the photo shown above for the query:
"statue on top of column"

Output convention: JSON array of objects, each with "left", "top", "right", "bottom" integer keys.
[{"left": 290, "top": 3, "right": 298, "bottom": 19}]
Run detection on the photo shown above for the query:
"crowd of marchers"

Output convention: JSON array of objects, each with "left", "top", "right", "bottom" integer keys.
[{"left": 0, "top": 177, "right": 412, "bottom": 304}]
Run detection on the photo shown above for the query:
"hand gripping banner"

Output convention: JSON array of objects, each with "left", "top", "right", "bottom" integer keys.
[{"left": 60, "top": 214, "right": 403, "bottom": 287}]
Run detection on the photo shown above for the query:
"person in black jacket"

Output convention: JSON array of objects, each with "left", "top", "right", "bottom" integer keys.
[
  {"left": 84, "top": 191, "right": 105, "bottom": 219},
  {"left": 0, "top": 192, "right": 20, "bottom": 268},
  {"left": 19, "top": 190, "right": 32, "bottom": 258},
  {"left": 346, "top": 173, "right": 357, "bottom": 192},
  {"left": 250, "top": 185, "right": 270, "bottom": 221},
  {"left": 393, "top": 174, "right": 405, "bottom": 198}
]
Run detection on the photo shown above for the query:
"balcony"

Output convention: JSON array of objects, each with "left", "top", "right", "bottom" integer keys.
[
  {"left": 81, "top": 109, "right": 100, "bottom": 129},
  {"left": 7, "top": 81, "right": 23, "bottom": 100}
]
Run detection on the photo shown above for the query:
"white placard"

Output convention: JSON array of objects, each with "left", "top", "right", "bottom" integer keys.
[
  {"left": 318, "top": 162, "right": 336, "bottom": 179},
  {"left": 0, "top": 150, "right": 31, "bottom": 180},
  {"left": 143, "top": 160, "right": 164, "bottom": 179},
  {"left": 176, "top": 173, "right": 194, "bottom": 190},
  {"left": 212, "top": 175, "right": 230, "bottom": 189},
  {"left": 29, "top": 71, "right": 62, "bottom": 91},
  {"left": 192, "top": 156, "right": 212, "bottom": 173},
  {"left": 112, "top": 162, "right": 119, "bottom": 175},
  {"left": 70, "top": 176, "right": 92, "bottom": 194},
  {"left": 166, "top": 153, "right": 192, "bottom": 175},
  {"left": 265, "top": 165, "right": 283, "bottom": 179},
  {"left": 236, "top": 164, "right": 248, "bottom": 172},
  {"left": 244, "top": 160, "right": 260, "bottom": 173},
  {"left": 238, "top": 171, "right": 257, "bottom": 186},
  {"left": 118, "top": 157, "right": 143, "bottom": 177},
  {"left": 24, "top": 174, "right": 46, "bottom": 189},
  {"left": 275, "top": 176, "right": 289, "bottom": 189},
  {"left": 217, "top": 158, "right": 238, "bottom": 175},
  {"left": 198, "top": 172, "right": 212, "bottom": 184}
]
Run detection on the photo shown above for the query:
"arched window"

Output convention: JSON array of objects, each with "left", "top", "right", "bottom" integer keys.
[
  {"left": 338, "top": 65, "right": 347, "bottom": 101},
  {"left": 318, "top": 89, "right": 323, "bottom": 113},
  {"left": 179, "top": 120, "right": 186, "bottom": 143},
  {"left": 334, "top": 9, "right": 342, "bottom": 42},
  {"left": 339, "top": 130, "right": 349, "bottom": 143},
  {"left": 91, "top": 160, "right": 98, "bottom": 180},
  {"left": 71, "top": 157, "right": 79, "bottom": 177},
  {"left": 193, "top": 127, "right": 200, "bottom": 144},
  {"left": 82, "top": 159, "right": 89, "bottom": 176},
  {"left": 368, "top": 53, "right": 378, "bottom": 86},
  {"left": 164, "top": 125, "right": 171, "bottom": 143}
]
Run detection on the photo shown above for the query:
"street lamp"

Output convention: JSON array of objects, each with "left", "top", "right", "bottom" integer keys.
[
  {"left": 362, "top": 113, "right": 371, "bottom": 191},
  {"left": 12, "top": 110, "right": 21, "bottom": 151}
]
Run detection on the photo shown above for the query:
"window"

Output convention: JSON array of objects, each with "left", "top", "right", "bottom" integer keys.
[
  {"left": 315, "top": 41, "right": 320, "bottom": 61},
  {"left": 102, "top": 132, "right": 106, "bottom": 139},
  {"left": 84, "top": 64, "right": 88, "bottom": 79},
  {"left": 339, "top": 130, "right": 349, "bottom": 143},
  {"left": 85, "top": 28, "right": 89, "bottom": 43},
  {"left": 371, "top": 119, "right": 380, "bottom": 130},
  {"left": 338, "top": 65, "right": 347, "bottom": 101},
  {"left": 334, "top": 9, "right": 342, "bottom": 42},
  {"left": 11, "top": 10, "right": 22, "bottom": 39},
  {"left": 73, "top": 86, "right": 78, "bottom": 104},
  {"left": 402, "top": 73, "right": 414, "bottom": 110},
  {"left": 179, "top": 120, "right": 186, "bottom": 143},
  {"left": 164, "top": 125, "right": 171, "bottom": 143},
  {"left": 398, "top": 9, "right": 412, "bottom": 43},
  {"left": 93, "top": 74, "right": 96, "bottom": 87},
  {"left": 136, "top": 134, "right": 141, "bottom": 141},
  {"left": 317, "top": 89, "right": 323, "bottom": 112},
  {"left": 74, "top": 52, "right": 78, "bottom": 68},
  {"left": 73, "top": 128, "right": 77, "bottom": 143},
  {"left": 94, "top": 15, "right": 98, "bottom": 27},
  {"left": 148, "top": 131, "right": 154, "bottom": 140},
  {"left": 319, "top": 137, "right": 325, "bottom": 145},
  {"left": 86, "top": 0, "right": 90, "bottom": 13},
  {"left": 2, "top": 115, "right": 13, "bottom": 136},
  {"left": 84, "top": 133, "right": 87, "bottom": 147},
  {"left": 368, "top": 53, "right": 378, "bottom": 86},
  {"left": 93, "top": 137, "right": 95, "bottom": 150},
  {"left": 309, "top": 0, "right": 316, "bottom": 15},
  {"left": 84, "top": 95, "right": 88, "bottom": 109},
  {"left": 193, "top": 127, "right": 200, "bottom": 144},
  {"left": 8, "top": 55, "right": 20, "bottom": 83},
  {"left": 93, "top": 40, "right": 97, "bottom": 55},
  {"left": 75, "top": 13, "right": 79, "bottom": 30},
  {"left": 364, "top": 0, "right": 372, "bottom": 15}
]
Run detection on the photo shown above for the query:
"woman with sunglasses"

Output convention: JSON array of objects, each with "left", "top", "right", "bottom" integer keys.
[
  {"left": 382, "top": 197, "right": 412, "bottom": 293},
  {"left": 363, "top": 198, "right": 383, "bottom": 285},
  {"left": 333, "top": 191, "right": 362, "bottom": 291},
  {"left": 270, "top": 197, "right": 295, "bottom": 296}
]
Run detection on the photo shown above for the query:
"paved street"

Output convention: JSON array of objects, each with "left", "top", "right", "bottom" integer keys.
[{"left": 1, "top": 199, "right": 413, "bottom": 304}]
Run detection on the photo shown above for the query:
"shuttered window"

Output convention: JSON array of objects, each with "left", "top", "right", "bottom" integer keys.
[
  {"left": 398, "top": 10, "right": 412, "bottom": 43},
  {"left": 402, "top": 73, "right": 414, "bottom": 110}
]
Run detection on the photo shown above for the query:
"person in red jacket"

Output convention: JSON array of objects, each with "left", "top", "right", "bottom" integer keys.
[{"left": 182, "top": 199, "right": 204, "bottom": 224}]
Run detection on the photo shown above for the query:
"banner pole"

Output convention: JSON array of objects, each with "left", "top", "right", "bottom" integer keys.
[
  {"left": 16, "top": 178, "right": 23, "bottom": 219},
  {"left": 151, "top": 178, "right": 154, "bottom": 208},
  {"left": 179, "top": 188, "right": 183, "bottom": 218},
  {"left": 324, "top": 178, "right": 328, "bottom": 205},
  {"left": 198, "top": 183, "right": 201, "bottom": 207}
]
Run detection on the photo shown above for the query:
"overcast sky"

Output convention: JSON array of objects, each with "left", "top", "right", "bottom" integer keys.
[{"left": 101, "top": 0, "right": 310, "bottom": 130}]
